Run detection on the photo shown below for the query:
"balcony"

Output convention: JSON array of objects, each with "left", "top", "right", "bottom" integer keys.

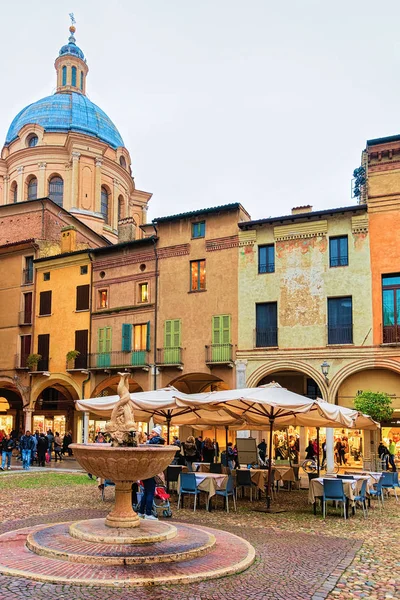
[
  {"left": 254, "top": 328, "right": 278, "bottom": 348},
  {"left": 157, "top": 347, "right": 183, "bottom": 367},
  {"left": 327, "top": 325, "right": 353, "bottom": 345},
  {"left": 15, "top": 354, "right": 28, "bottom": 370},
  {"left": 382, "top": 326, "right": 400, "bottom": 344},
  {"left": 22, "top": 269, "right": 33, "bottom": 285},
  {"left": 66, "top": 355, "right": 88, "bottom": 371},
  {"left": 258, "top": 263, "right": 275, "bottom": 274},
  {"left": 18, "top": 311, "right": 32, "bottom": 326},
  {"left": 88, "top": 350, "right": 149, "bottom": 370},
  {"left": 205, "top": 344, "right": 234, "bottom": 365}
]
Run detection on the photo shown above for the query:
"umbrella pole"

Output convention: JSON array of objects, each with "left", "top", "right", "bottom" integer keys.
[
  {"left": 286, "top": 427, "right": 292, "bottom": 468},
  {"left": 316, "top": 427, "right": 320, "bottom": 476},
  {"left": 266, "top": 417, "right": 274, "bottom": 509},
  {"left": 166, "top": 413, "right": 171, "bottom": 445},
  {"left": 225, "top": 425, "right": 229, "bottom": 467}
]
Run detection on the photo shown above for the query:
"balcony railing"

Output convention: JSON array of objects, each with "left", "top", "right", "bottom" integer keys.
[
  {"left": 205, "top": 344, "right": 233, "bottom": 364},
  {"left": 88, "top": 350, "right": 149, "bottom": 369},
  {"left": 66, "top": 355, "right": 88, "bottom": 370},
  {"left": 22, "top": 268, "right": 34, "bottom": 285},
  {"left": 157, "top": 347, "right": 183, "bottom": 366},
  {"left": 37, "top": 357, "right": 49, "bottom": 371},
  {"left": 258, "top": 263, "right": 275, "bottom": 274},
  {"left": 255, "top": 328, "right": 278, "bottom": 348},
  {"left": 382, "top": 325, "right": 400, "bottom": 344},
  {"left": 15, "top": 354, "right": 29, "bottom": 369},
  {"left": 327, "top": 325, "right": 353, "bottom": 345},
  {"left": 330, "top": 256, "right": 348, "bottom": 267},
  {"left": 18, "top": 311, "right": 32, "bottom": 326}
]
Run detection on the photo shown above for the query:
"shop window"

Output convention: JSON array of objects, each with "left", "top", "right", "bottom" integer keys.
[
  {"left": 39, "top": 291, "right": 52, "bottom": 316},
  {"left": 98, "top": 289, "right": 108, "bottom": 309},
  {"left": 258, "top": 244, "right": 275, "bottom": 273},
  {"left": 329, "top": 236, "right": 348, "bottom": 267},
  {"left": 327, "top": 297, "right": 353, "bottom": 344},
  {"left": 190, "top": 259, "right": 206, "bottom": 291},
  {"left": 192, "top": 221, "right": 205, "bottom": 238},
  {"left": 76, "top": 284, "right": 90, "bottom": 311},
  {"left": 255, "top": 302, "right": 278, "bottom": 347},
  {"left": 139, "top": 283, "right": 149, "bottom": 303}
]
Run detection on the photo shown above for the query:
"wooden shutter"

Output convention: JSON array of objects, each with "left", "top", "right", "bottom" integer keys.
[
  {"left": 24, "top": 292, "right": 32, "bottom": 323},
  {"left": 105, "top": 327, "right": 112, "bottom": 352},
  {"left": 222, "top": 315, "right": 231, "bottom": 343},
  {"left": 212, "top": 316, "right": 221, "bottom": 344},
  {"left": 122, "top": 324, "right": 132, "bottom": 352},
  {"left": 21, "top": 335, "right": 31, "bottom": 367},
  {"left": 165, "top": 320, "right": 172, "bottom": 348},
  {"left": 98, "top": 328, "right": 105, "bottom": 353},
  {"left": 75, "top": 330, "right": 88, "bottom": 368},
  {"left": 172, "top": 320, "right": 181, "bottom": 347},
  {"left": 146, "top": 321, "right": 151, "bottom": 352},
  {"left": 37, "top": 334, "right": 50, "bottom": 370},
  {"left": 76, "top": 284, "right": 90, "bottom": 311},
  {"left": 39, "top": 291, "right": 52, "bottom": 316}
]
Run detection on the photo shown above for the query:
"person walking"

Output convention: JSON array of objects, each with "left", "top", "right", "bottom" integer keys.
[
  {"left": 54, "top": 432, "right": 63, "bottom": 462},
  {"left": 63, "top": 431, "right": 73, "bottom": 457},
  {"left": 305, "top": 440, "right": 316, "bottom": 460},
  {"left": 388, "top": 439, "right": 397, "bottom": 472},
  {"left": 183, "top": 435, "right": 197, "bottom": 471},
  {"left": 19, "top": 431, "right": 35, "bottom": 470},
  {"left": 46, "top": 430, "right": 54, "bottom": 462},
  {"left": 378, "top": 441, "right": 390, "bottom": 470},
  {"left": 37, "top": 433, "right": 48, "bottom": 467},
  {"left": 0, "top": 433, "right": 16, "bottom": 470},
  {"left": 138, "top": 426, "right": 165, "bottom": 520}
]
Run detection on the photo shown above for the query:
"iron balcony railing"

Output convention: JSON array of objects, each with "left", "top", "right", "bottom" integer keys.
[
  {"left": 18, "top": 310, "right": 32, "bottom": 326},
  {"left": 327, "top": 325, "right": 353, "bottom": 345},
  {"left": 22, "top": 268, "right": 34, "bottom": 285},
  {"left": 66, "top": 355, "right": 88, "bottom": 370},
  {"left": 88, "top": 350, "right": 149, "bottom": 369},
  {"left": 255, "top": 327, "right": 278, "bottom": 348},
  {"left": 330, "top": 256, "right": 348, "bottom": 268},
  {"left": 382, "top": 325, "right": 400, "bottom": 344},
  {"left": 258, "top": 262, "right": 275, "bottom": 274},
  {"left": 37, "top": 357, "right": 49, "bottom": 371},
  {"left": 205, "top": 344, "right": 233, "bottom": 364},
  {"left": 156, "top": 347, "right": 183, "bottom": 366}
]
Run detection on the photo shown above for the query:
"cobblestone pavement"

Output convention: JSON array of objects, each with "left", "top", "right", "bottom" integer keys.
[{"left": 0, "top": 473, "right": 398, "bottom": 600}]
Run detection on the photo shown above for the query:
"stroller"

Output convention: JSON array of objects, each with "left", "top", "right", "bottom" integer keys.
[{"left": 133, "top": 475, "right": 172, "bottom": 518}]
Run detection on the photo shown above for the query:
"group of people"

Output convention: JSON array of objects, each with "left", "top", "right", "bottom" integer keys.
[
  {"left": 378, "top": 440, "right": 397, "bottom": 471},
  {"left": 170, "top": 434, "right": 240, "bottom": 470},
  {"left": 0, "top": 429, "right": 73, "bottom": 471}
]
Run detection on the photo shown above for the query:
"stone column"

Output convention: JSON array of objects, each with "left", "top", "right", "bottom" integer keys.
[
  {"left": 82, "top": 411, "right": 90, "bottom": 444},
  {"left": 23, "top": 407, "right": 33, "bottom": 432},
  {"left": 112, "top": 178, "right": 119, "bottom": 229},
  {"left": 37, "top": 162, "right": 47, "bottom": 198},
  {"left": 69, "top": 151, "right": 80, "bottom": 210},
  {"left": 325, "top": 428, "right": 335, "bottom": 473},
  {"left": 299, "top": 426, "right": 306, "bottom": 460},
  {"left": 2, "top": 175, "right": 9, "bottom": 205},
  {"left": 94, "top": 158, "right": 102, "bottom": 214},
  {"left": 17, "top": 166, "right": 24, "bottom": 202}
]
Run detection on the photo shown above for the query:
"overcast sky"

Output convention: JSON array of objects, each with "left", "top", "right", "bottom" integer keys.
[{"left": 1, "top": 1, "right": 400, "bottom": 221}]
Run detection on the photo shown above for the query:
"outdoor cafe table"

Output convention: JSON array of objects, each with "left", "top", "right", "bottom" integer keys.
[
  {"left": 235, "top": 467, "right": 295, "bottom": 493},
  {"left": 196, "top": 463, "right": 230, "bottom": 474},
  {"left": 309, "top": 477, "right": 365, "bottom": 517},
  {"left": 177, "top": 472, "right": 229, "bottom": 510}
]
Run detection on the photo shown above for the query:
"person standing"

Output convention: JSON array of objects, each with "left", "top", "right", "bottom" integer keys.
[
  {"left": 63, "top": 431, "right": 73, "bottom": 456},
  {"left": 171, "top": 435, "right": 181, "bottom": 465},
  {"left": 213, "top": 438, "right": 220, "bottom": 461},
  {"left": 54, "top": 432, "right": 63, "bottom": 462},
  {"left": 183, "top": 435, "right": 197, "bottom": 472},
  {"left": 46, "top": 430, "right": 54, "bottom": 461},
  {"left": 388, "top": 439, "right": 397, "bottom": 472},
  {"left": 138, "top": 426, "right": 165, "bottom": 520},
  {"left": 195, "top": 436, "right": 203, "bottom": 461},
  {"left": 37, "top": 433, "right": 48, "bottom": 467},
  {"left": 258, "top": 439, "right": 267, "bottom": 463},
  {"left": 202, "top": 438, "right": 215, "bottom": 464},
  {"left": 19, "top": 431, "right": 35, "bottom": 470},
  {"left": 0, "top": 434, "right": 16, "bottom": 470}
]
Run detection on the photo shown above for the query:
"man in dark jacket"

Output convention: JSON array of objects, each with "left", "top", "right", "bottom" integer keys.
[
  {"left": 37, "top": 433, "right": 48, "bottom": 467},
  {"left": 19, "top": 431, "right": 36, "bottom": 470},
  {"left": 138, "top": 426, "right": 165, "bottom": 520},
  {"left": 0, "top": 434, "right": 16, "bottom": 470},
  {"left": 46, "top": 430, "right": 54, "bottom": 461}
]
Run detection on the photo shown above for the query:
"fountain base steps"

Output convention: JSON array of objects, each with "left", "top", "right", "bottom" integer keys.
[{"left": 0, "top": 520, "right": 255, "bottom": 587}]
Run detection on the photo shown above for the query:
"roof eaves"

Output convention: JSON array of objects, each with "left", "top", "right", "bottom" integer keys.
[
  {"left": 90, "top": 235, "right": 157, "bottom": 255},
  {"left": 238, "top": 204, "right": 366, "bottom": 228},
  {"left": 152, "top": 203, "right": 244, "bottom": 224}
]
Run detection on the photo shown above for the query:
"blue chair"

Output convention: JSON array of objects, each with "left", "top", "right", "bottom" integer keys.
[
  {"left": 213, "top": 475, "right": 237, "bottom": 513},
  {"left": 353, "top": 479, "right": 368, "bottom": 518},
  {"left": 381, "top": 471, "right": 398, "bottom": 502},
  {"left": 322, "top": 478, "right": 347, "bottom": 519},
  {"left": 369, "top": 476, "right": 384, "bottom": 508},
  {"left": 177, "top": 472, "right": 200, "bottom": 511}
]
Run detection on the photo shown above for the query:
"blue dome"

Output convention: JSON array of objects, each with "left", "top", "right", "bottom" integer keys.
[
  {"left": 59, "top": 42, "right": 85, "bottom": 61},
  {"left": 5, "top": 92, "right": 124, "bottom": 149}
]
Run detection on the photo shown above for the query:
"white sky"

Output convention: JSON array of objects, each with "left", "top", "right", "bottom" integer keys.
[{"left": 1, "top": 0, "right": 400, "bottom": 221}]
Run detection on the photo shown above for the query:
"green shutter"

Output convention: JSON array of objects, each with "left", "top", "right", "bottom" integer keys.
[
  {"left": 122, "top": 323, "right": 132, "bottom": 352},
  {"left": 98, "top": 328, "right": 104, "bottom": 353},
  {"left": 212, "top": 316, "right": 221, "bottom": 344},
  {"left": 165, "top": 320, "right": 172, "bottom": 348},
  {"left": 211, "top": 315, "right": 231, "bottom": 362},
  {"left": 105, "top": 327, "right": 112, "bottom": 353},
  {"left": 146, "top": 321, "right": 151, "bottom": 352},
  {"left": 172, "top": 320, "right": 181, "bottom": 347},
  {"left": 222, "top": 315, "right": 231, "bottom": 343}
]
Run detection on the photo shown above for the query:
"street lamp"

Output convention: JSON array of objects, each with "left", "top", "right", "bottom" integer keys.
[{"left": 320, "top": 360, "right": 330, "bottom": 382}]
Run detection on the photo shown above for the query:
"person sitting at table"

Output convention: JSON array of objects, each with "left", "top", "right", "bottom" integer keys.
[
  {"left": 183, "top": 436, "right": 197, "bottom": 471},
  {"left": 202, "top": 437, "right": 215, "bottom": 464}
]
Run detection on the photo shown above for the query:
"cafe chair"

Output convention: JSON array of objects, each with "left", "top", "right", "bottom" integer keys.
[
  {"left": 212, "top": 475, "right": 237, "bottom": 513},
  {"left": 166, "top": 465, "right": 182, "bottom": 493},
  {"left": 236, "top": 469, "right": 255, "bottom": 502},
  {"left": 209, "top": 462, "right": 223, "bottom": 474},
  {"left": 177, "top": 472, "right": 200, "bottom": 511},
  {"left": 322, "top": 478, "right": 347, "bottom": 520},
  {"left": 369, "top": 477, "right": 384, "bottom": 508},
  {"left": 380, "top": 471, "right": 398, "bottom": 502},
  {"left": 353, "top": 478, "right": 368, "bottom": 518}
]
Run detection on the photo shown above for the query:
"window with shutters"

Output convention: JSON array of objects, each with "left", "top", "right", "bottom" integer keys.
[
  {"left": 23, "top": 292, "right": 33, "bottom": 324},
  {"left": 122, "top": 323, "right": 132, "bottom": 352},
  {"left": 255, "top": 302, "right": 278, "bottom": 347},
  {"left": 211, "top": 315, "right": 231, "bottom": 361},
  {"left": 39, "top": 291, "right": 52, "bottom": 316},
  {"left": 37, "top": 334, "right": 50, "bottom": 371},
  {"left": 74, "top": 330, "right": 88, "bottom": 369},
  {"left": 190, "top": 260, "right": 206, "bottom": 291},
  {"left": 97, "top": 327, "right": 112, "bottom": 367},
  {"left": 133, "top": 324, "right": 149, "bottom": 351},
  {"left": 76, "top": 284, "right": 90, "bottom": 311},
  {"left": 164, "top": 319, "right": 181, "bottom": 364},
  {"left": 191, "top": 221, "right": 205, "bottom": 238},
  {"left": 20, "top": 335, "right": 31, "bottom": 368}
]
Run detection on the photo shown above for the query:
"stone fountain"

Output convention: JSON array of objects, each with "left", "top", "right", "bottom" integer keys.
[{"left": 0, "top": 374, "right": 255, "bottom": 587}]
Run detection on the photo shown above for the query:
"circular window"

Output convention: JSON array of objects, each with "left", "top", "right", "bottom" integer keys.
[
  {"left": 27, "top": 134, "right": 38, "bottom": 148},
  {"left": 139, "top": 264, "right": 146, "bottom": 272},
  {"left": 119, "top": 156, "right": 127, "bottom": 169},
  {"left": 99, "top": 271, "right": 106, "bottom": 279}
]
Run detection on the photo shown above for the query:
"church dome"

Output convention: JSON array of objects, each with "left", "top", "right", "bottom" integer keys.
[{"left": 5, "top": 92, "right": 124, "bottom": 149}]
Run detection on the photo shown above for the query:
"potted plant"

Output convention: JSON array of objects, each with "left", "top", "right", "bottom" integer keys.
[
  {"left": 27, "top": 353, "right": 41, "bottom": 371},
  {"left": 66, "top": 350, "right": 80, "bottom": 369}
]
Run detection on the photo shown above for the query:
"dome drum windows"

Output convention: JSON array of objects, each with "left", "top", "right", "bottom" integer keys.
[
  {"left": 48, "top": 176, "right": 64, "bottom": 207},
  {"left": 71, "top": 66, "right": 77, "bottom": 87},
  {"left": 10, "top": 182, "right": 18, "bottom": 204},
  {"left": 101, "top": 186, "right": 110, "bottom": 223},
  {"left": 26, "top": 134, "right": 38, "bottom": 148},
  {"left": 62, "top": 65, "right": 67, "bottom": 86},
  {"left": 27, "top": 177, "right": 38, "bottom": 201}
]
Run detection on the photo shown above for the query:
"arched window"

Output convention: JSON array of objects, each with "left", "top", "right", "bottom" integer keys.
[
  {"left": 119, "top": 156, "right": 127, "bottom": 169},
  {"left": 62, "top": 66, "right": 67, "bottom": 86},
  {"left": 71, "top": 66, "right": 77, "bottom": 87},
  {"left": 10, "top": 182, "right": 17, "bottom": 204},
  {"left": 27, "top": 134, "right": 38, "bottom": 147},
  {"left": 80, "top": 71, "right": 84, "bottom": 90},
  {"left": 27, "top": 177, "right": 38, "bottom": 201},
  {"left": 49, "top": 176, "right": 64, "bottom": 207},
  {"left": 101, "top": 186, "right": 109, "bottom": 223},
  {"left": 118, "top": 195, "right": 125, "bottom": 221}
]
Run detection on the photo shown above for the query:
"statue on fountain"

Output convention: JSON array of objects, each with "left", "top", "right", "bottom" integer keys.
[{"left": 105, "top": 372, "right": 138, "bottom": 447}]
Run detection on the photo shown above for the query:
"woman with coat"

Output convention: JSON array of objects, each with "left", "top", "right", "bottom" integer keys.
[
  {"left": 183, "top": 435, "right": 198, "bottom": 471},
  {"left": 202, "top": 437, "right": 215, "bottom": 464}
]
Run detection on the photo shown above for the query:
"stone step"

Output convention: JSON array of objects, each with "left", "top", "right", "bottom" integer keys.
[
  {"left": 69, "top": 517, "right": 177, "bottom": 544},
  {"left": 0, "top": 521, "right": 255, "bottom": 587},
  {"left": 26, "top": 522, "right": 216, "bottom": 565}
]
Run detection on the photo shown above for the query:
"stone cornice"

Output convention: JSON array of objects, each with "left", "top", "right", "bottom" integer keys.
[{"left": 206, "top": 235, "right": 239, "bottom": 251}]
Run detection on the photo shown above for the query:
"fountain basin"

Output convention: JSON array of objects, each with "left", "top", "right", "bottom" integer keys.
[{"left": 70, "top": 443, "right": 176, "bottom": 528}]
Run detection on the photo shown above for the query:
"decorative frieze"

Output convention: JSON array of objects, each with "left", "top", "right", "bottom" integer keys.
[
  {"left": 206, "top": 235, "right": 239, "bottom": 252},
  {"left": 238, "top": 230, "right": 257, "bottom": 247},
  {"left": 351, "top": 214, "right": 369, "bottom": 233},
  {"left": 274, "top": 220, "right": 328, "bottom": 241},
  {"left": 157, "top": 244, "right": 190, "bottom": 259}
]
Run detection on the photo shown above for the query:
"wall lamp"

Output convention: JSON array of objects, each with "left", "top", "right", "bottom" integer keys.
[{"left": 320, "top": 360, "right": 330, "bottom": 383}]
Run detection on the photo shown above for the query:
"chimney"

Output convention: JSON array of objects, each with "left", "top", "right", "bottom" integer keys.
[
  {"left": 291, "top": 205, "right": 313, "bottom": 215},
  {"left": 118, "top": 217, "right": 137, "bottom": 243},
  {"left": 61, "top": 226, "right": 77, "bottom": 253}
]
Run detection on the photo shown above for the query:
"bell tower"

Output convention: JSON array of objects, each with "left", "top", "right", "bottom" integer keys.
[{"left": 54, "top": 15, "right": 88, "bottom": 95}]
